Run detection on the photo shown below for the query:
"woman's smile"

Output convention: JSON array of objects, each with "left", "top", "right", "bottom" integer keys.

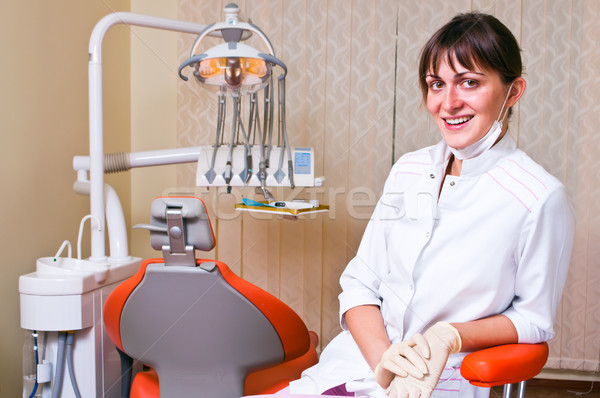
[{"left": 443, "top": 115, "right": 474, "bottom": 129}]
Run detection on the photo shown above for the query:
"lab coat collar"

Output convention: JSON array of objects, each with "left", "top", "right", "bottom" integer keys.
[{"left": 428, "top": 133, "right": 517, "bottom": 177}]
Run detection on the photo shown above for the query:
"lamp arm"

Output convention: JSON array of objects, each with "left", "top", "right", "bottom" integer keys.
[
  {"left": 86, "top": 12, "right": 208, "bottom": 262},
  {"left": 89, "top": 12, "right": 208, "bottom": 63}
]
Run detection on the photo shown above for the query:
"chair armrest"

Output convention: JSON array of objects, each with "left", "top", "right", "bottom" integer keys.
[{"left": 460, "top": 342, "right": 548, "bottom": 387}]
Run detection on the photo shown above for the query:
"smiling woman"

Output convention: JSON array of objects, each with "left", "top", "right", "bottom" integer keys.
[{"left": 286, "top": 11, "right": 575, "bottom": 398}]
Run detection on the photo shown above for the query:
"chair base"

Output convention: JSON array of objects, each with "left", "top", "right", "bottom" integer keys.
[{"left": 502, "top": 380, "right": 527, "bottom": 398}]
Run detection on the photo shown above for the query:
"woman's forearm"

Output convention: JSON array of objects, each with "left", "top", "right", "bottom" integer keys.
[
  {"left": 347, "top": 306, "right": 518, "bottom": 367},
  {"left": 451, "top": 314, "right": 518, "bottom": 352},
  {"left": 345, "top": 305, "right": 392, "bottom": 370}
]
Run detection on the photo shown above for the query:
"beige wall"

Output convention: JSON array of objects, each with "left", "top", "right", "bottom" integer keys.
[
  {"left": 0, "top": 0, "right": 130, "bottom": 395},
  {"left": 129, "top": 0, "right": 180, "bottom": 260}
]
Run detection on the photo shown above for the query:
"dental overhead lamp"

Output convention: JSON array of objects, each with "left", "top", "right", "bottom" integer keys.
[
  {"left": 181, "top": 41, "right": 278, "bottom": 94},
  {"left": 177, "top": 3, "right": 316, "bottom": 206},
  {"left": 178, "top": 3, "right": 286, "bottom": 96}
]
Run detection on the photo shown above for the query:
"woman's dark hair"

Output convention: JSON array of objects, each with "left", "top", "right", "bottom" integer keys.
[{"left": 418, "top": 12, "right": 523, "bottom": 100}]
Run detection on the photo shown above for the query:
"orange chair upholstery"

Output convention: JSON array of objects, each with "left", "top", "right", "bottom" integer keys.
[
  {"left": 129, "top": 335, "right": 319, "bottom": 398},
  {"left": 461, "top": 342, "right": 548, "bottom": 397},
  {"left": 245, "top": 331, "right": 319, "bottom": 395},
  {"left": 103, "top": 197, "right": 317, "bottom": 397}
]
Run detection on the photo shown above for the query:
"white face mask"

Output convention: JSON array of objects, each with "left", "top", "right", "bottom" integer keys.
[{"left": 449, "top": 82, "right": 514, "bottom": 160}]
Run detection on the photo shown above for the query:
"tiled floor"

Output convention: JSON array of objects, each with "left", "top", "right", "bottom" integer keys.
[{"left": 490, "top": 379, "right": 599, "bottom": 397}]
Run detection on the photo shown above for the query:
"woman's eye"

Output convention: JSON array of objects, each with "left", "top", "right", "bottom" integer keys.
[
  {"left": 429, "top": 81, "right": 443, "bottom": 90},
  {"left": 462, "top": 79, "right": 478, "bottom": 88}
]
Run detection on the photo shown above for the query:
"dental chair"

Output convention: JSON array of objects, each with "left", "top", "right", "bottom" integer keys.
[
  {"left": 103, "top": 196, "right": 318, "bottom": 397},
  {"left": 461, "top": 342, "right": 548, "bottom": 398}
]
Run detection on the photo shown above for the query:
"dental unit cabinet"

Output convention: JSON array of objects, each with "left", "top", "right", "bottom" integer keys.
[
  {"left": 19, "top": 4, "right": 320, "bottom": 397},
  {"left": 18, "top": 11, "right": 208, "bottom": 398}
]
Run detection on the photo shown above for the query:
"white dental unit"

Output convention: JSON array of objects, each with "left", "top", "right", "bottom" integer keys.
[{"left": 19, "top": 4, "right": 320, "bottom": 397}]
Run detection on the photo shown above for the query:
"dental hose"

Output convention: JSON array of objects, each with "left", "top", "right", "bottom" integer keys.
[
  {"left": 224, "top": 97, "right": 240, "bottom": 191},
  {"left": 278, "top": 78, "right": 294, "bottom": 189},
  {"left": 51, "top": 332, "right": 67, "bottom": 398},
  {"left": 264, "top": 76, "right": 274, "bottom": 168},
  {"left": 51, "top": 332, "right": 81, "bottom": 398},
  {"left": 104, "top": 152, "right": 131, "bottom": 173},
  {"left": 66, "top": 332, "right": 82, "bottom": 398},
  {"left": 254, "top": 92, "right": 272, "bottom": 199},
  {"left": 210, "top": 97, "right": 225, "bottom": 169},
  {"left": 236, "top": 102, "right": 253, "bottom": 184}
]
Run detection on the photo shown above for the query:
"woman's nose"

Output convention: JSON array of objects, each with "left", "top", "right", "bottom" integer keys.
[{"left": 443, "top": 86, "right": 463, "bottom": 110}]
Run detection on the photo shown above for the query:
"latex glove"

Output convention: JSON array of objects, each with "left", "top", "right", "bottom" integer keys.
[
  {"left": 374, "top": 333, "right": 430, "bottom": 389},
  {"left": 386, "top": 375, "right": 431, "bottom": 398},
  {"left": 385, "top": 322, "right": 462, "bottom": 398}
]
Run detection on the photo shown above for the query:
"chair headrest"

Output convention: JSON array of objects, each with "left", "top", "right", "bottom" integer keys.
[{"left": 134, "top": 196, "right": 215, "bottom": 266}]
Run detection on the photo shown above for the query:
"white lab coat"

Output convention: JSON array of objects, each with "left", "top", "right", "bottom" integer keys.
[{"left": 289, "top": 135, "right": 575, "bottom": 397}]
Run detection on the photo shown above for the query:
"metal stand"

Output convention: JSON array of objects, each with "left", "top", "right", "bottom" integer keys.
[{"left": 502, "top": 380, "right": 527, "bottom": 398}]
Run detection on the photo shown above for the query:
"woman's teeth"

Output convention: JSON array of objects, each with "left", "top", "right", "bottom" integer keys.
[{"left": 445, "top": 116, "right": 473, "bottom": 125}]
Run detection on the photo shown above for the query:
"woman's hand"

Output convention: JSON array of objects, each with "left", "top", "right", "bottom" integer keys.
[
  {"left": 385, "top": 322, "right": 462, "bottom": 397},
  {"left": 386, "top": 374, "right": 432, "bottom": 398},
  {"left": 374, "top": 333, "right": 430, "bottom": 388}
]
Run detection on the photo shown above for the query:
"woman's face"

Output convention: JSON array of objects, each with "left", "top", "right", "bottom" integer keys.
[{"left": 425, "top": 54, "right": 511, "bottom": 150}]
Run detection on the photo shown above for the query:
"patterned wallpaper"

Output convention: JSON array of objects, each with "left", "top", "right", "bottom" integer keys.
[{"left": 176, "top": 0, "right": 599, "bottom": 372}]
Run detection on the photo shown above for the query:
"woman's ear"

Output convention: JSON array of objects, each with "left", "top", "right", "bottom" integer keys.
[{"left": 507, "top": 77, "right": 526, "bottom": 108}]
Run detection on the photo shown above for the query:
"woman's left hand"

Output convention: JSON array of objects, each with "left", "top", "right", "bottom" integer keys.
[
  {"left": 386, "top": 375, "right": 432, "bottom": 398},
  {"left": 385, "top": 322, "right": 462, "bottom": 397},
  {"left": 374, "top": 333, "right": 430, "bottom": 388}
]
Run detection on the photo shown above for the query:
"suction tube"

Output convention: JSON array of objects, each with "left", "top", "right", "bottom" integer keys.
[
  {"left": 66, "top": 333, "right": 81, "bottom": 398},
  {"left": 51, "top": 332, "right": 67, "bottom": 398}
]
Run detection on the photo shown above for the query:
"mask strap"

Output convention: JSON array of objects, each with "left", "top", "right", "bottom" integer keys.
[{"left": 496, "top": 82, "right": 514, "bottom": 124}]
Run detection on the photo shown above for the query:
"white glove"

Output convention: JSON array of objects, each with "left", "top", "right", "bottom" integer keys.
[
  {"left": 387, "top": 375, "right": 431, "bottom": 398},
  {"left": 385, "top": 322, "right": 462, "bottom": 398},
  {"left": 374, "top": 333, "right": 430, "bottom": 389}
]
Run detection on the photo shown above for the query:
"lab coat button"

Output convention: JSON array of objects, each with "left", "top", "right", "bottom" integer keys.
[
  {"left": 425, "top": 232, "right": 430, "bottom": 238},
  {"left": 450, "top": 181, "right": 455, "bottom": 186},
  {"left": 429, "top": 173, "right": 435, "bottom": 179}
]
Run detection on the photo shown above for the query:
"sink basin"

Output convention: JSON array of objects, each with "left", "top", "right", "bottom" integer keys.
[
  {"left": 20, "top": 256, "right": 141, "bottom": 296},
  {"left": 36, "top": 257, "right": 109, "bottom": 283}
]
